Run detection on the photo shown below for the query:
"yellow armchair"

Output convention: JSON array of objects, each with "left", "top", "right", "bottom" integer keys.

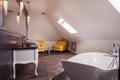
[
  {"left": 37, "top": 41, "right": 45, "bottom": 52},
  {"left": 53, "top": 41, "right": 67, "bottom": 52}
]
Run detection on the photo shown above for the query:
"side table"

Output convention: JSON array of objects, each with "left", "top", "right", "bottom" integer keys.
[{"left": 12, "top": 47, "right": 38, "bottom": 79}]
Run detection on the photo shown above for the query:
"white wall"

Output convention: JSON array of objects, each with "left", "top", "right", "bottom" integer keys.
[
  {"left": 3, "top": 0, "right": 63, "bottom": 41},
  {"left": 3, "top": 0, "right": 120, "bottom": 54},
  {"left": 47, "top": 0, "right": 120, "bottom": 40},
  {"left": 28, "top": 14, "right": 62, "bottom": 41},
  {"left": 3, "top": 0, "right": 26, "bottom": 36},
  {"left": 26, "top": 0, "right": 63, "bottom": 41},
  {"left": 68, "top": 40, "right": 120, "bottom": 54},
  {"left": 47, "top": 0, "right": 120, "bottom": 53},
  {"left": 4, "top": 14, "right": 26, "bottom": 35},
  {"left": 44, "top": 41, "right": 56, "bottom": 50},
  {"left": 0, "top": 1, "right": 3, "bottom": 27}
]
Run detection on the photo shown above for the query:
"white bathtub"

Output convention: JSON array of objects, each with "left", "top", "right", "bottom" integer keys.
[{"left": 62, "top": 52, "right": 119, "bottom": 80}]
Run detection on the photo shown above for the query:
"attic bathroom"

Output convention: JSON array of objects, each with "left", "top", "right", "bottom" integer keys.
[{"left": 0, "top": 0, "right": 119, "bottom": 80}]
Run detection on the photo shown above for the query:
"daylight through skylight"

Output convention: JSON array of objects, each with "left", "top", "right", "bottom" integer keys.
[
  {"left": 58, "top": 18, "right": 78, "bottom": 34},
  {"left": 108, "top": 0, "right": 120, "bottom": 13}
]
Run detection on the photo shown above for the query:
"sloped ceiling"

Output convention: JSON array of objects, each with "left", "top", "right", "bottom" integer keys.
[
  {"left": 47, "top": 0, "right": 120, "bottom": 41},
  {"left": 3, "top": 0, "right": 63, "bottom": 41},
  {"left": 3, "top": 0, "right": 120, "bottom": 41},
  {"left": 26, "top": 0, "right": 63, "bottom": 40}
]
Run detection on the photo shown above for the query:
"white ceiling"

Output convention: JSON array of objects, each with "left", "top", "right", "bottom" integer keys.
[
  {"left": 47, "top": 0, "right": 120, "bottom": 40},
  {"left": 4, "top": 0, "right": 62, "bottom": 41},
  {"left": 2, "top": 0, "right": 120, "bottom": 41}
]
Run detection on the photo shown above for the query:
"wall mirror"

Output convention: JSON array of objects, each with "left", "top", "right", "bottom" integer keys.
[
  {"left": 2, "top": 0, "right": 29, "bottom": 38},
  {"left": 0, "top": 0, "right": 3, "bottom": 28}
]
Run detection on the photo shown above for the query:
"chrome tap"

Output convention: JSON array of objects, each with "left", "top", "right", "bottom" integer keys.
[
  {"left": 107, "top": 43, "right": 119, "bottom": 69},
  {"left": 111, "top": 43, "right": 119, "bottom": 57}
]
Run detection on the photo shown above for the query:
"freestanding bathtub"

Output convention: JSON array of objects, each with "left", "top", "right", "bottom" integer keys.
[{"left": 62, "top": 52, "right": 119, "bottom": 80}]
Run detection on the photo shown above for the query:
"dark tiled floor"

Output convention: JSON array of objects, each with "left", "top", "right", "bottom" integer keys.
[{"left": 15, "top": 51, "right": 75, "bottom": 80}]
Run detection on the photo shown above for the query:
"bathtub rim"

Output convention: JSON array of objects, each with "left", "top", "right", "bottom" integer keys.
[{"left": 62, "top": 52, "right": 119, "bottom": 70}]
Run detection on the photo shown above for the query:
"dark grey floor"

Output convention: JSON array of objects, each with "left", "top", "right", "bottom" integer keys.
[{"left": 14, "top": 51, "right": 75, "bottom": 80}]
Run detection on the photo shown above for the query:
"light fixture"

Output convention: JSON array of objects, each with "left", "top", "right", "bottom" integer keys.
[
  {"left": 3, "top": 0, "right": 8, "bottom": 16},
  {"left": 16, "top": 12, "right": 20, "bottom": 26},
  {"left": 26, "top": 0, "right": 30, "bottom": 4},
  {"left": 20, "top": 1, "right": 24, "bottom": 16},
  {"left": 27, "top": 15, "right": 30, "bottom": 25}
]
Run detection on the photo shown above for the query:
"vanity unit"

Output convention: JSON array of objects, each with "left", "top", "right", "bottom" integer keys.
[
  {"left": 0, "top": 29, "right": 23, "bottom": 80},
  {"left": 12, "top": 47, "right": 38, "bottom": 79}
]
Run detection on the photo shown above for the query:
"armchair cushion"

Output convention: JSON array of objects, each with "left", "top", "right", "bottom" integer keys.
[
  {"left": 37, "top": 41, "right": 45, "bottom": 52},
  {"left": 54, "top": 41, "right": 67, "bottom": 52}
]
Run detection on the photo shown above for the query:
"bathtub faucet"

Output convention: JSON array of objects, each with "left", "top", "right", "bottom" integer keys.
[
  {"left": 106, "top": 43, "right": 119, "bottom": 69},
  {"left": 111, "top": 43, "right": 119, "bottom": 57}
]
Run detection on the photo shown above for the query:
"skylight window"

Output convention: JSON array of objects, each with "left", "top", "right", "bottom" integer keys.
[
  {"left": 108, "top": 0, "right": 120, "bottom": 13},
  {"left": 58, "top": 18, "right": 78, "bottom": 34}
]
